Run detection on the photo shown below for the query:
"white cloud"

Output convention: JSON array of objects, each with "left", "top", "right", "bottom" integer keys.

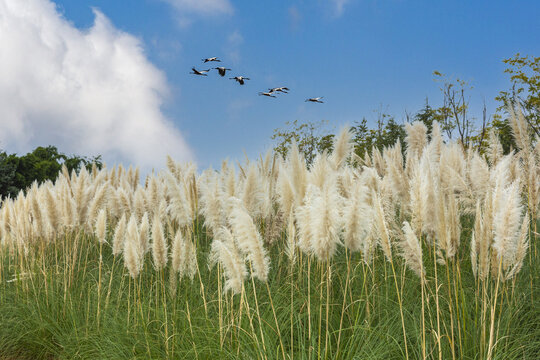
[
  {"left": 223, "top": 30, "right": 243, "bottom": 64},
  {"left": 288, "top": 5, "right": 302, "bottom": 31},
  {"left": 162, "top": 0, "right": 233, "bottom": 18},
  {"left": 0, "top": 0, "right": 193, "bottom": 170},
  {"left": 332, "top": 0, "right": 350, "bottom": 17}
]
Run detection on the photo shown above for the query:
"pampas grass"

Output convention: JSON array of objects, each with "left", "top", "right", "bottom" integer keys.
[
  {"left": 0, "top": 111, "right": 537, "bottom": 360},
  {"left": 209, "top": 227, "right": 247, "bottom": 294},
  {"left": 151, "top": 216, "right": 168, "bottom": 270},
  {"left": 228, "top": 198, "right": 269, "bottom": 281}
]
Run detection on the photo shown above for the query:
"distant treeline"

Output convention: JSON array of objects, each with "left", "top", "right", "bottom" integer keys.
[
  {"left": 272, "top": 54, "right": 540, "bottom": 164},
  {"left": 0, "top": 146, "right": 102, "bottom": 199}
]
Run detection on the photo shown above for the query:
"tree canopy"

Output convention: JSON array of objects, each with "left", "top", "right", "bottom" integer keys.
[{"left": 0, "top": 146, "right": 102, "bottom": 199}]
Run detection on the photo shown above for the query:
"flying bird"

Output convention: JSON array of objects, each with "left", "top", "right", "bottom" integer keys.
[
  {"left": 305, "top": 97, "right": 324, "bottom": 103},
  {"left": 214, "top": 67, "right": 232, "bottom": 77},
  {"left": 190, "top": 67, "right": 211, "bottom": 76},
  {"left": 202, "top": 57, "right": 221, "bottom": 63},
  {"left": 230, "top": 76, "right": 250, "bottom": 85},
  {"left": 259, "top": 91, "right": 277, "bottom": 98},
  {"left": 269, "top": 87, "right": 290, "bottom": 94}
]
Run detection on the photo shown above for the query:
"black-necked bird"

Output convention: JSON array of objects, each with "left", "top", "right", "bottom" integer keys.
[
  {"left": 269, "top": 87, "right": 290, "bottom": 94},
  {"left": 214, "top": 67, "right": 232, "bottom": 77},
  {"left": 305, "top": 97, "right": 324, "bottom": 103},
  {"left": 202, "top": 57, "right": 221, "bottom": 63},
  {"left": 259, "top": 91, "right": 277, "bottom": 98},
  {"left": 230, "top": 76, "right": 250, "bottom": 85},
  {"left": 190, "top": 67, "right": 211, "bottom": 76}
]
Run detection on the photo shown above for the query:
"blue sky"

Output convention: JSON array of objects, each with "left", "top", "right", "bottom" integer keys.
[{"left": 1, "top": 0, "right": 539, "bottom": 170}]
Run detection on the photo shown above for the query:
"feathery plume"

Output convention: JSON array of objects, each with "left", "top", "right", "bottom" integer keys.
[
  {"left": 124, "top": 215, "right": 142, "bottom": 278},
  {"left": 505, "top": 212, "right": 529, "bottom": 280},
  {"left": 164, "top": 171, "right": 192, "bottom": 227},
  {"left": 112, "top": 214, "right": 127, "bottom": 256},
  {"left": 400, "top": 221, "right": 425, "bottom": 279},
  {"left": 342, "top": 182, "right": 372, "bottom": 253},
  {"left": 373, "top": 189, "right": 393, "bottom": 262},
  {"left": 405, "top": 121, "right": 428, "bottom": 160},
  {"left": 209, "top": 227, "right": 248, "bottom": 294},
  {"left": 139, "top": 213, "right": 150, "bottom": 254},
  {"left": 151, "top": 216, "right": 168, "bottom": 270},
  {"left": 330, "top": 126, "right": 353, "bottom": 170},
  {"left": 94, "top": 209, "right": 107, "bottom": 244},
  {"left": 308, "top": 179, "right": 342, "bottom": 262},
  {"left": 228, "top": 197, "right": 270, "bottom": 281}
]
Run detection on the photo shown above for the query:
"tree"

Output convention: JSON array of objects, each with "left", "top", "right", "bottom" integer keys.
[
  {"left": 432, "top": 72, "right": 478, "bottom": 147},
  {"left": 271, "top": 120, "right": 334, "bottom": 166},
  {"left": 351, "top": 109, "right": 406, "bottom": 157},
  {"left": 0, "top": 146, "right": 102, "bottom": 199},
  {"left": 495, "top": 53, "right": 540, "bottom": 137},
  {"left": 414, "top": 99, "right": 438, "bottom": 136}
]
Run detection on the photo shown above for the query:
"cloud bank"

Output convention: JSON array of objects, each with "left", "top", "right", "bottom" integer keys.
[{"left": 0, "top": 0, "right": 193, "bottom": 170}]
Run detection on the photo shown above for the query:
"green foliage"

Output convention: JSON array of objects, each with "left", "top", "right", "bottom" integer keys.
[
  {"left": 351, "top": 114, "right": 406, "bottom": 158},
  {"left": 0, "top": 146, "right": 102, "bottom": 199},
  {"left": 271, "top": 120, "right": 335, "bottom": 165},
  {"left": 490, "top": 114, "right": 517, "bottom": 154},
  {"left": 496, "top": 53, "right": 540, "bottom": 137}
]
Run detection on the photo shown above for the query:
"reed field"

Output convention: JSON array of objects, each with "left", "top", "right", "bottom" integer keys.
[{"left": 0, "top": 108, "right": 539, "bottom": 359}]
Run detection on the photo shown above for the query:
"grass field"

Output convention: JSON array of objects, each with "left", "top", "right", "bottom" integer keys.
[{"left": 0, "top": 118, "right": 539, "bottom": 359}]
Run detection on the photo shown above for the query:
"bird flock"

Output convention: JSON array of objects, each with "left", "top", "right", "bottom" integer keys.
[{"left": 192, "top": 57, "right": 324, "bottom": 103}]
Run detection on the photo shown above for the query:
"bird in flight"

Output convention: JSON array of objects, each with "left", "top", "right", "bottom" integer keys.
[
  {"left": 305, "top": 97, "right": 324, "bottom": 103},
  {"left": 230, "top": 76, "right": 250, "bottom": 85},
  {"left": 214, "top": 67, "right": 232, "bottom": 77},
  {"left": 269, "top": 87, "right": 290, "bottom": 94},
  {"left": 259, "top": 91, "right": 277, "bottom": 98},
  {"left": 202, "top": 57, "right": 221, "bottom": 63},
  {"left": 190, "top": 67, "right": 211, "bottom": 76}
]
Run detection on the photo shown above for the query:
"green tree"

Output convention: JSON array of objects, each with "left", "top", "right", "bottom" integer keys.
[
  {"left": 495, "top": 53, "right": 540, "bottom": 137},
  {"left": 271, "top": 120, "right": 334, "bottom": 166},
  {"left": 414, "top": 99, "right": 438, "bottom": 137},
  {"left": 0, "top": 146, "right": 102, "bottom": 199},
  {"left": 352, "top": 111, "right": 406, "bottom": 158},
  {"left": 432, "top": 72, "right": 477, "bottom": 147}
]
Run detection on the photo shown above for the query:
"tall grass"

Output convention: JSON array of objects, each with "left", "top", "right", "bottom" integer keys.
[{"left": 0, "top": 110, "right": 539, "bottom": 359}]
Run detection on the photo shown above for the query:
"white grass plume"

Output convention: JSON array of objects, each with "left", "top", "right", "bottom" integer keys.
[
  {"left": 164, "top": 171, "right": 192, "bottom": 227},
  {"left": 139, "top": 213, "right": 150, "bottom": 254},
  {"left": 405, "top": 121, "right": 428, "bottom": 160},
  {"left": 288, "top": 140, "right": 307, "bottom": 206},
  {"left": 342, "top": 182, "right": 372, "bottom": 254},
  {"left": 505, "top": 212, "right": 529, "bottom": 280},
  {"left": 308, "top": 179, "right": 342, "bottom": 262},
  {"left": 276, "top": 166, "right": 295, "bottom": 217},
  {"left": 209, "top": 227, "right": 247, "bottom": 294},
  {"left": 486, "top": 128, "right": 504, "bottom": 166},
  {"left": 124, "top": 215, "right": 142, "bottom": 278},
  {"left": 330, "top": 126, "right": 353, "bottom": 170},
  {"left": 151, "top": 215, "right": 168, "bottom": 270},
  {"left": 400, "top": 221, "right": 425, "bottom": 279},
  {"left": 112, "top": 214, "right": 127, "bottom": 256},
  {"left": 199, "top": 172, "right": 226, "bottom": 235},
  {"left": 228, "top": 197, "right": 270, "bottom": 281},
  {"left": 94, "top": 209, "right": 107, "bottom": 244},
  {"left": 508, "top": 104, "right": 530, "bottom": 153},
  {"left": 372, "top": 189, "right": 393, "bottom": 262},
  {"left": 492, "top": 181, "right": 523, "bottom": 272}
]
